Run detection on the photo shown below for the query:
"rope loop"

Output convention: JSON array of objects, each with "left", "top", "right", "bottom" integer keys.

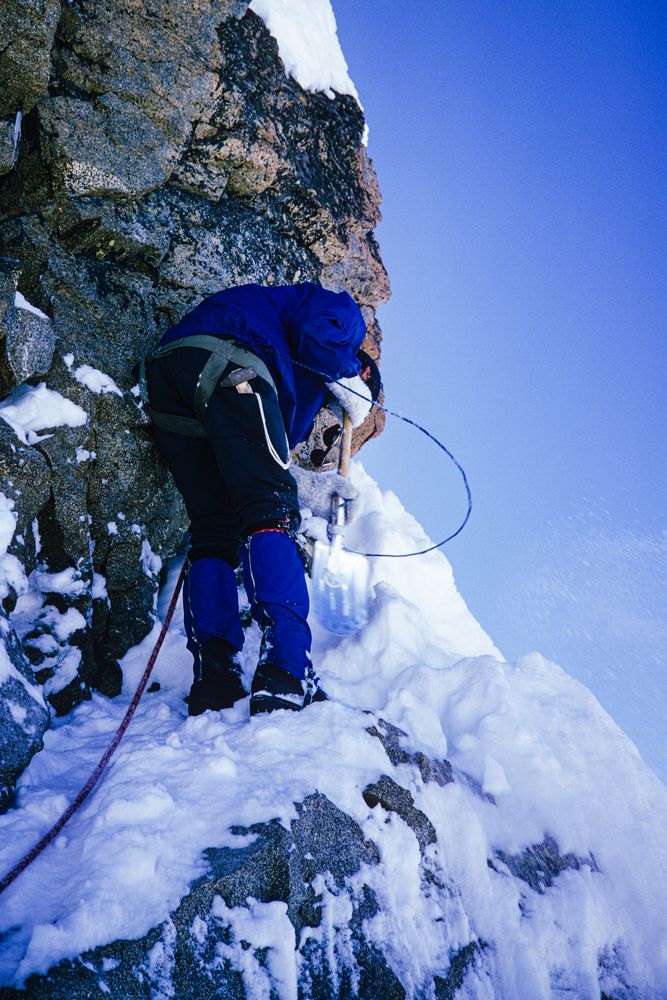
[{"left": 290, "top": 355, "right": 473, "bottom": 559}]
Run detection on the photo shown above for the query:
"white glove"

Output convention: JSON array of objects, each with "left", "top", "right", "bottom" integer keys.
[
  {"left": 326, "top": 375, "right": 373, "bottom": 428},
  {"left": 291, "top": 465, "right": 360, "bottom": 522}
]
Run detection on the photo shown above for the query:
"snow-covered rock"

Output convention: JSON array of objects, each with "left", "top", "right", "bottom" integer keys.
[{"left": 0, "top": 469, "right": 665, "bottom": 998}]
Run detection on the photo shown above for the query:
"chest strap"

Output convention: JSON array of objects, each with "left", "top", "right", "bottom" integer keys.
[{"left": 145, "top": 335, "right": 276, "bottom": 437}]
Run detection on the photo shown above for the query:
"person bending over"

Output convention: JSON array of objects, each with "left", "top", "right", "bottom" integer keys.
[{"left": 146, "top": 282, "right": 377, "bottom": 717}]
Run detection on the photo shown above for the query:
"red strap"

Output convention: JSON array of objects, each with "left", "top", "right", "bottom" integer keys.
[{"left": 0, "top": 561, "right": 187, "bottom": 896}]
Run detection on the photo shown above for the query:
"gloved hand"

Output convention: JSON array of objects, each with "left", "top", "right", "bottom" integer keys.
[
  {"left": 291, "top": 464, "right": 360, "bottom": 522},
  {"left": 326, "top": 375, "right": 373, "bottom": 428}
]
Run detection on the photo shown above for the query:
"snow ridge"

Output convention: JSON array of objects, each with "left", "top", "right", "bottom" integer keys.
[{"left": 0, "top": 467, "right": 665, "bottom": 996}]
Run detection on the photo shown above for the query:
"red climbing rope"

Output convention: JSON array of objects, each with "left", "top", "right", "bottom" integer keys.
[{"left": 0, "top": 561, "right": 187, "bottom": 896}]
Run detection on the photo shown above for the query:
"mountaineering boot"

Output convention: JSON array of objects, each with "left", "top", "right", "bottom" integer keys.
[
  {"left": 249, "top": 661, "right": 328, "bottom": 716},
  {"left": 188, "top": 637, "right": 246, "bottom": 716}
]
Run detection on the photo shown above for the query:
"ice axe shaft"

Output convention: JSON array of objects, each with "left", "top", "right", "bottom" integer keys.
[
  {"left": 312, "top": 413, "right": 370, "bottom": 635},
  {"left": 329, "top": 411, "right": 352, "bottom": 534},
  {"left": 338, "top": 412, "right": 352, "bottom": 477}
]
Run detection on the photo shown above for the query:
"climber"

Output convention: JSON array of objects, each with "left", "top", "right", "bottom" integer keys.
[{"left": 145, "top": 282, "right": 379, "bottom": 717}]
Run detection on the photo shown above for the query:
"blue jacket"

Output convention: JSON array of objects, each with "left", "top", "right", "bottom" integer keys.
[{"left": 159, "top": 283, "right": 365, "bottom": 447}]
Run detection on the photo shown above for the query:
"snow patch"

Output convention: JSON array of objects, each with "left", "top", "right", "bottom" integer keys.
[
  {"left": 0, "top": 554, "right": 29, "bottom": 602},
  {"left": 39, "top": 606, "right": 86, "bottom": 643},
  {"left": 210, "top": 897, "right": 297, "bottom": 1000},
  {"left": 140, "top": 540, "right": 162, "bottom": 579},
  {"left": 14, "top": 291, "right": 48, "bottom": 321},
  {"left": 249, "top": 0, "right": 359, "bottom": 101},
  {"left": 7, "top": 701, "right": 28, "bottom": 727},
  {"left": 32, "top": 567, "right": 87, "bottom": 597},
  {"left": 71, "top": 365, "right": 123, "bottom": 397},
  {"left": 43, "top": 647, "right": 81, "bottom": 698},
  {"left": 12, "top": 111, "right": 22, "bottom": 167},
  {"left": 0, "top": 384, "right": 87, "bottom": 445},
  {"left": 0, "top": 493, "right": 17, "bottom": 557},
  {"left": 0, "top": 495, "right": 27, "bottom": 599},
  {"left": 0, "top": 642, "right": 46, "bottom": 705}
]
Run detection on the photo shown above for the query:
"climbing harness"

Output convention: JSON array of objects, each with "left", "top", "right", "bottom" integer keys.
[
  {"left": 0, "top": 562, "right": 187, "bottom": 897},
  {"left": 140, "top": 335, "right": 277, "bottom": 437}
]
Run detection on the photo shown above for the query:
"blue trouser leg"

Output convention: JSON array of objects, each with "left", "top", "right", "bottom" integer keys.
[
  {"left": 183, "top": 557, "right": 245, "bottom": 661},
  {"left": 242, "top": 531, "right": 312, "bottom": 680}
]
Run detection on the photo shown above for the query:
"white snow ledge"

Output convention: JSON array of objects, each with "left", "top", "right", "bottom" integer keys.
[
  {"left": 14, "top": 291, "right": 49, "bottom": 321},
  {"left": 249, "top": 0, "right": 360, "bottom": 103}
]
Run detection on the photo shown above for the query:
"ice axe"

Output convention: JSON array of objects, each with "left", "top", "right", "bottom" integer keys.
[{"left": 311, "top": 412, "right": 370, "bottom": 635}]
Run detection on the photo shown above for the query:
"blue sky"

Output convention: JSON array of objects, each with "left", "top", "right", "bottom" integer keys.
[{"left": 332, "top": 1, "right": 666, "bottom": 778}]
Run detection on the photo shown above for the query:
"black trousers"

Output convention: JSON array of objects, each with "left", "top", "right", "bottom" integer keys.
[
  {"left": 147, "top": 345, "right": 312, "bottom": 676},
  {"left": 146, "top": 346, "right": 300, "bottom": 567}
]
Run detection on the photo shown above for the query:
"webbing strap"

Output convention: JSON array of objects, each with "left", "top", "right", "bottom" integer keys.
[
  {"left": 151, "top": 335, "right": 276, "bottom": 394},
  {"left": 147, "top": 335, "right": 277, "bottom": 437},
  {"left": 194, "top": 352, "right": 243, "bottom": 423},
  {"left": 146, "top": 407, "right": 207, "bottom": 437}
]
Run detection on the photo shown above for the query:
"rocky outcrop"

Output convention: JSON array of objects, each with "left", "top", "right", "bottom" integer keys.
[{"left": 0, "top": 0, "right": 389, "bottom": 789}]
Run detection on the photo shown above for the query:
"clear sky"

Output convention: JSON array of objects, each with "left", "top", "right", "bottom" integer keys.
[{"left": 332, "top": 1, "right": 666, "bottom": 779}]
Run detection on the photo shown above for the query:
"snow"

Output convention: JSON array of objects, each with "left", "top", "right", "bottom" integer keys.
[
  {"left": 140, "top": 539, "right": 162, "bottom": 579},
  {"left": 0, "top": 554, "right": 29, "bottom": 602},
  {"left": 0, "top": 643, "right": 45, "bottom": 704},
  {"left": 32, "top": 567, "right": 87, "bottom": 597},
  {"left": 0, "top": 467, "right": 665, "bottom": 994},
  {"left": 249, "top": 0, "right": 359, "bottom": 102},
  {"left": 0, "top": 384, "right": 87, "bottom": 446},
  {"left": 0, "top": 493, "right": 17, "bottom": 557},
  {"left": 43, "top": 647, "right": 82, "bottom": 698},
  {"left": 71, "top": 365, "right": 123, "bottom": 398},
  {"left": 0, "top": 495, "right": 27, "bottom": 600},
  {"left": 38, "top": 607, "right": 86, "bottom": 643},
  {"left": 209, "top": 897, "right": 297, "bottom": 1000},
  {"left": 13, "top": 291, "right": 48, "bottom": 321}
]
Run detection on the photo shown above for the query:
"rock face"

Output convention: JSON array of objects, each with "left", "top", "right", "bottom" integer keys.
[{"left": 0, "top": 0, "right": 389, "bottom": 791}]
